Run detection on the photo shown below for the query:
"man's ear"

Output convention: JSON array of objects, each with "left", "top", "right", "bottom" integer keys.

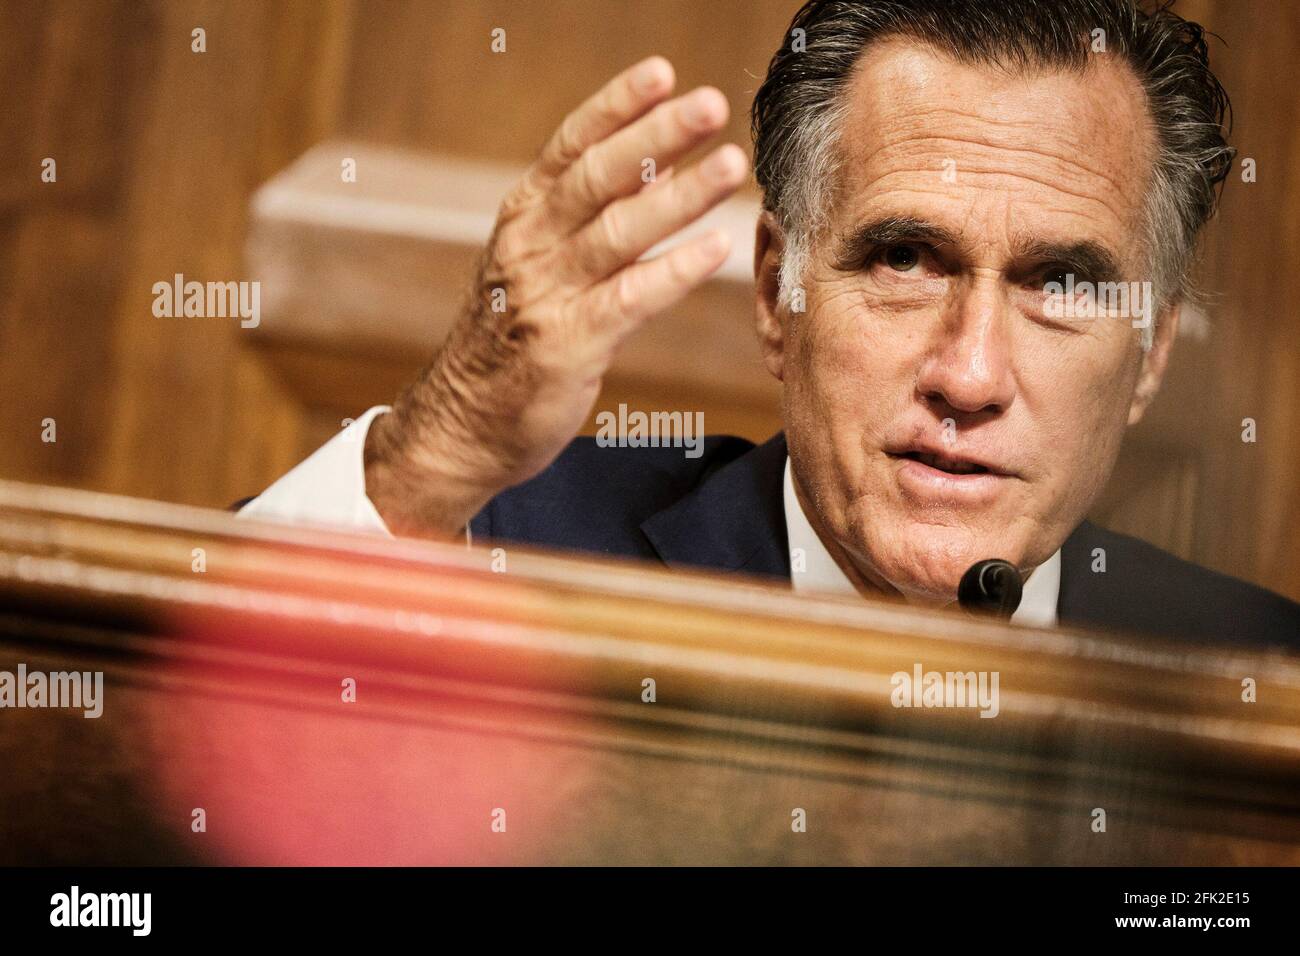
[
  {"left": 1128, "top": 303, "right": 1181, "bottom": 425},
  {"left": 754, "top": 210, "right": 787, "bottom": 381}
]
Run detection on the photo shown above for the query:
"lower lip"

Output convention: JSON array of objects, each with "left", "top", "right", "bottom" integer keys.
[{"left": 892, "top": 456, "right": 1012, "bottom": 504}]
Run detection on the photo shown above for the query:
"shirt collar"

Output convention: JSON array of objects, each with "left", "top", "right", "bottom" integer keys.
[{"left": 782, "top": 455, "right": 1060, "bottom": 626}]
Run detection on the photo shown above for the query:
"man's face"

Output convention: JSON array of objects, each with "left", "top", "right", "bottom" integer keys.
[{"left": 758, "top": 38, "right": 1175, "bottom": 603}]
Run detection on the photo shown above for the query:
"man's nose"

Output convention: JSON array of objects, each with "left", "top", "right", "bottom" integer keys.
[{"left": 915, "top": 283, "right": 1017, "bottom": 415}]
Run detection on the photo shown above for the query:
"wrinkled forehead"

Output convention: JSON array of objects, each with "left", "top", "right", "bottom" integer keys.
[{"left": 833, "top": 36, "right": 1157, "bottom": 247}]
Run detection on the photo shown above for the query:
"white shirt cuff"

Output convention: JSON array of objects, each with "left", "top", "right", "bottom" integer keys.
[{"left": 237, "top": 405, "right": 394, "bottom": 536}]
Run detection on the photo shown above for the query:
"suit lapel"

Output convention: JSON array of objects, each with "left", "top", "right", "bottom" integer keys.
[
  {"left": 640, "top": 432, "right": 791, "bottom": 580},
  {"left": 1057, "top": 519, "right": 1108, "bottom": 628}
]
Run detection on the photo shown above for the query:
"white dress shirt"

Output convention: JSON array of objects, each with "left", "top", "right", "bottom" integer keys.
[
  {"left": 239, "top": 406, "right": 1061, "bottom": 624},
  {"left": 237, "top": 405, "right": 393, "bottom": 533}
]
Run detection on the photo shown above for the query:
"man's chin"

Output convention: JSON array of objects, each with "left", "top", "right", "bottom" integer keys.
[
  {"left": 886, "top": 564, "right": 971, "bottom": 606},
  {"left": 865, "top": 525, "right": 1024, "bottom": 607}
]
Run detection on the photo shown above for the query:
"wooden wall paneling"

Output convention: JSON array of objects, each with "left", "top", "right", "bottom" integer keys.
[
  {"left": 94, "top": 0, "right": 357, "bottom": 508},
  {"left": 1178, "top": 1, "right": 1300, "bottom": 602},
  {"left": 0, "top": 0, "right": 159, "bottom": 489},
  {"left": 337, "top": 1, "right": 794, "bottom": 161},
  {"left": 0, "top": 212, "right": 123, "bottom": 486}
]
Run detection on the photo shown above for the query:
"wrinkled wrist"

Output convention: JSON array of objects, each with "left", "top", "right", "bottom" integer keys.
[{"left": 362, "top": 405, "right": 493, "bottom": 540}]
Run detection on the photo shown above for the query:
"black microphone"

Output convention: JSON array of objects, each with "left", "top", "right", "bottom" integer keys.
[{"left": 958, "top": 559, "right": 1023, "bottom": 620}]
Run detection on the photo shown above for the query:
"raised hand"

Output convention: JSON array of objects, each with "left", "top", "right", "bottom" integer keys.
[{"left": 364, "top": 56, "right": 749, "bottom": 537}]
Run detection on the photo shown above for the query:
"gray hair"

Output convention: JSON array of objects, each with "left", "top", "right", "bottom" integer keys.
[{"left": 751, "top": 0, "right": 1235, "bottom": 340}]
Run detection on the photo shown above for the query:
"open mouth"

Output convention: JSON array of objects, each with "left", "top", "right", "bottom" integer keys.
[{"left": 893, "top": 451, "right": 992, "bottom": 476}]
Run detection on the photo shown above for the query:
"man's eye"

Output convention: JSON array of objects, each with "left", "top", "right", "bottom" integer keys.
[
  {"left": 1042, "top": 266, "right": 1071, "bottom": 289},
  {"left": 883, "top": 244, "right": 920, "bottom": 272}
]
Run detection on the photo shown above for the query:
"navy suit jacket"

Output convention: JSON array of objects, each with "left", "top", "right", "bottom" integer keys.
[{"left": 465, "top": 431, "right": 1300, "bottom": 649}]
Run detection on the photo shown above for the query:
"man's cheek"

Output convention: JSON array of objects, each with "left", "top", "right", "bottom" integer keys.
[{"left": 1032, "top": 403, "right": 1116, "bottom": 518}]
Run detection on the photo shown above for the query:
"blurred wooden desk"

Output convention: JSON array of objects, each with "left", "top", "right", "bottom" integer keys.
[{"left": 1, "top": 480, "right": 1298, "bottom": 865}]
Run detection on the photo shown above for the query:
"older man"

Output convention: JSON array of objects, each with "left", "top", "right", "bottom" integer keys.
[{"left": 241, "top": 0, "right": 1299, "bottom": 645}]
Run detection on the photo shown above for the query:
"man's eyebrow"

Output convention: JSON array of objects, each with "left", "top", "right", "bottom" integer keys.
[
  {"left": 832, "top": 218, "right": 1127, "bottom": 282},
  {"left": 1016, "top": 238, "right": 1124, "bottom": 283},
  {"left": 832, "top": 216, "right": 960, "bottom": 269}
]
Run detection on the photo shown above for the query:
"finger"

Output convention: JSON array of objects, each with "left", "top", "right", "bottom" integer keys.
[
  {"left": 587, "top": 228, "right": 732, "bottom": 339},
  {"left": 641, "top": 165, "right": 674, "bottom": 192},
  {"left": 565, "top": 144, "right": 748, "bottom": 282},
  {"left": 545, "top": 86, "right": 731, "bottom": 234},
  {"left": 532, "top": 56, "right": 675, "bottom": 186}
]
